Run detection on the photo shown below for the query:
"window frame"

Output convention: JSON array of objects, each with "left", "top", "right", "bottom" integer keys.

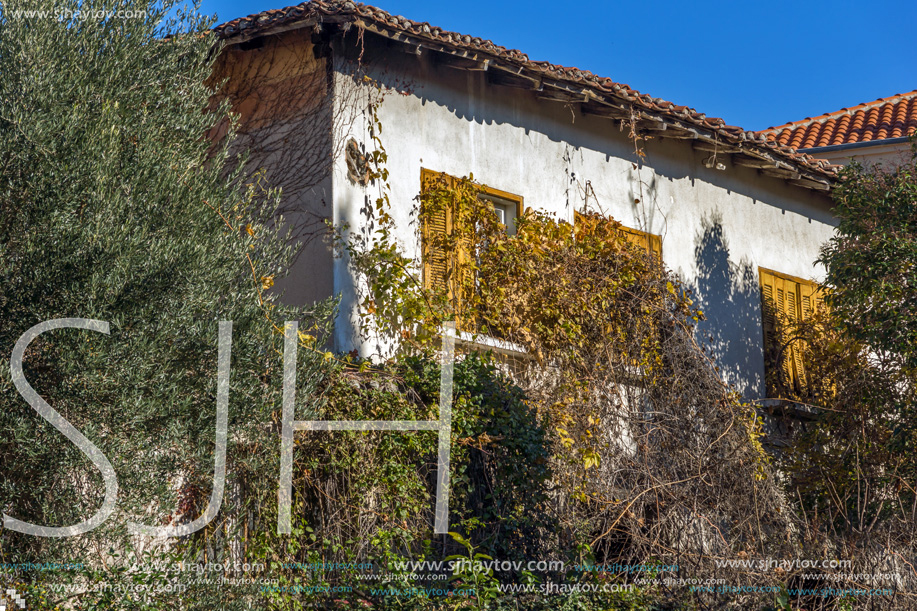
[{"left": 477, "top": 184, "right": 524, "bottom": 236}]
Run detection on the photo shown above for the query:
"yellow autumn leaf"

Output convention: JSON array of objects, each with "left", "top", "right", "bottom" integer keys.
[
  {"left": 323, "top": 351, "right": 334, "bottom": 361},
  {"left": 245, "top": 224, "right": 255, "bottom": 237}
]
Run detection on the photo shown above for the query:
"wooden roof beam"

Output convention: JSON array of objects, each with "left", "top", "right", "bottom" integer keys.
[
  {"left": 732, "top": 155, "right": 777, "bottom": 169},
  {"left": 788, "top": 177, "right": 832, "bottom": 191},
  {"left": 693, "top": 140, "right": 743, "bottom": 155},
  {"left": 761, "top": 168, "right": 801, "bottom": 180},
  {"left": 654, "top": 126, "right": 699, "bottom": 139},
  {"left": 487, "top": 70, "right": 542, "bottom": 91},
  {"left": 581, "top": 102, "right": 631, "bottom": 120},
  {"left": 536, "top": 89, "right": 590, "bottom": 104},
  {"left": 434, "top": 53, "right": 489, "bottom": 71}
]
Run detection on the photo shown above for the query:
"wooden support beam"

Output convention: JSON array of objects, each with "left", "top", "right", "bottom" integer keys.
[
  {"left": 536, "top": 90, "right": 589, "bottom": 104},
  {"left": 640, "top": 123, "right": 666, "bottom": 135},
  {"left": 693, "top": 140, "right": 743, "bottom": 154},
  {"left": 487, "top": 71, "right": 542, "bottom": 91},
  {"left": 400, "top": 43, "right": 422, "bottom": 56},
  {"left": 775, "top": 161, "right": 797, "bottom": 172},
  {"left": 641, "top": 124, "right": 697, "bottom": 140},
  {"left": 761, "top": 168, "right": 801, "bottom": 181},
  {"left": 581, "top": 102, "right": 630, "bottom": 120},
  {"left": 434, "top": 54, "right": 489, "bottom": 71},
  {"left": 639, "top": 118, "right": 669, "bottom": 134},
  {"left": 656, "top": 127, "right": 698, "bottom": 140},
  {"left": 732, "top": 155, "right": 776, "bottom": 169},
  {"left": 788, "top": 178, "right": 831, "bottom": 191}
]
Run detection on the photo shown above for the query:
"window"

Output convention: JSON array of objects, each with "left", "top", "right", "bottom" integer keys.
[
  {"left": 758, "top": 268, "right": 826, "bottom": 397},
  {"left": 420, "top": 168, "right": 523, "bottom": 326},
  {"left": 479, "top": 190, "right": 521, "bottom": 236}
]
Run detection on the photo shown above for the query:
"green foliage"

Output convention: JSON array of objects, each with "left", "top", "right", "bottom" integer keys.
[
  {"left": 0, "top": 0, "right": 334, "bottom": 607},
  {"left": 819, "top": 150, "right": 917, "bottom": 371},
  {"left": 776, "top": 307, "right": 917, "bottom": 534},
  {"left": 444, "top": 530, "right": 501, "bottom": 608},
  {"left": 805, "top": 148, "right": 917, "bottom": 548},
  {"left": 232, "top": 351, "right": 605, "bottom": 609}
]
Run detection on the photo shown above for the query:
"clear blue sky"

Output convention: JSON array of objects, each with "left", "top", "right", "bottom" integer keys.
[{"left": 203, "top": 0, "right": 917, "bottom": 131}]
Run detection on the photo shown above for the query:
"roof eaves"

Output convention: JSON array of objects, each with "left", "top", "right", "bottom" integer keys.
[{"left": 215, "top": 1, "right": 839, "bottom": 191}]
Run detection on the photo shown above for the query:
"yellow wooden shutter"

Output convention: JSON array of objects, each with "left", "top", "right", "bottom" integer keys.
[
  {"left": 621, "top": 226, "right": 647, "bottom": 251},
  {"left": 760, "top": 269, "right": 826, "bottom": 397},
  {"left": 422, "top": 170, "right": 452, "bottom": 301},
  {"left": 453, "top": 194, "right": 471, "bottom": 330},
  {"left": 620, "top": 225, "right": 662, "bottom": 260},
  {"left": 760, "top": 269, "right": 796, "bottom": 394},
  {"left": 421, "top": 170, "right": 473, "bottom": 328},
  {"left": 784, "top": 280, "right": 804, "bottom": 391},
  {"left": 648, "top": 234, "right": 662, "bottom": 260},
  {"left": 760, "top": 270, "right": 778, "bottom": 372},
  {"left": 798, "top": 280, "right": 829, "bottom": 393},
  {"left": 816, "top": 294, "right": 827, "bottom": 314},
  {"left": 800, "top": 283, "right": 814, "bottom": 320}
]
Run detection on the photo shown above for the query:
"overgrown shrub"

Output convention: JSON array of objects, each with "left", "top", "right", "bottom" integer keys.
[{"left": 344, "top": 172, "right": 813, "bottom": 609}]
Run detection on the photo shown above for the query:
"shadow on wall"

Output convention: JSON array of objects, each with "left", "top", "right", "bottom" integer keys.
[{"left": 689, "top": 212, "right": 765, "bottom": 399}]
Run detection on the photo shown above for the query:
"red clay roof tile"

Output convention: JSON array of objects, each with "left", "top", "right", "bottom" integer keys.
[{"left": 761, "top": 91, "right": 917, "bottom": 149}]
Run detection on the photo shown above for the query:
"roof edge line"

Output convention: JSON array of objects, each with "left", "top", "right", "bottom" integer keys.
[{"left": 801, "top": 136, "right": 913, "bottom": 154}]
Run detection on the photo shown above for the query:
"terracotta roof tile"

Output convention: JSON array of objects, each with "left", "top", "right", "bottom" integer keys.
[
  {"left": 215, "top": 1, "right": 840, "bottom": 184},
  {"left": 761, "top": 91, "right": 917, "bottom": 149}
]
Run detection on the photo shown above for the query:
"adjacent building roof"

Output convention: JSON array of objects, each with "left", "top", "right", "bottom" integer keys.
[
  {"left": 215, "top": 0, "right": 839, "bottom": 191},
  {"left": 762, "top": 91, "right": 917, "bottom": 150}
]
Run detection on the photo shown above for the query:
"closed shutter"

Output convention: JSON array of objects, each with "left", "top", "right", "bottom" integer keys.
[
  {"left": 621, "top": 226, "right": 647, "bottom": 252},
  {"left": 648, "top": 233, "right": 663, "bottom": 260},
  {"left": 760, "top": 268, "right": 825, "bottom": 397},
  {"left": 798, "top": 280, "right": 827, "bottom": 393},
  {"left": 421, "top": 170, "right": 473, "bottom": 328},
  {"left": 760, "top": 269, "right": 796, "bottom": 393},
  {"left": 760, "top": 269, "right": 780, "bottom": 387},
  {"left": 620, "top": 225, "right": 663, "bottom": 260},
  {"left": 421, "top": 170, "right": 454, "bottom": 300},
  {"left": 454, "top": 209, "right": 473, "bottom": 330},
  {"left": 802, "top": 282, "right": 826, "bottom": 317},
  {"left": 815, "top": 294, "right": 827, "bottom": 314},
  {"left": 784, "top": 280, "right": 804, "bottom": 391}
]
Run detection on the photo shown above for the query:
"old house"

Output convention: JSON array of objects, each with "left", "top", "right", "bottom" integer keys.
[
  {"left": 761, "top": 90, "right": 917, "bottom": 168},
  {"left": 213, "top": 0, "right": 842, "bottom": 401}
]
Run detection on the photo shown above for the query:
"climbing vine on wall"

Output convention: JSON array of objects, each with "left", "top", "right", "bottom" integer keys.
[{"left": 342, "top": 151, "right": 805, "bottom": 606}]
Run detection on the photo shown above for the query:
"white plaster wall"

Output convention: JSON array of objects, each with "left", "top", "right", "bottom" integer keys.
[
  {"left": 803, "top": 141, "right": 913, "bottom": 169},
  {"left": 330, "top": 40, "right": 837, "bottom": 400}
]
